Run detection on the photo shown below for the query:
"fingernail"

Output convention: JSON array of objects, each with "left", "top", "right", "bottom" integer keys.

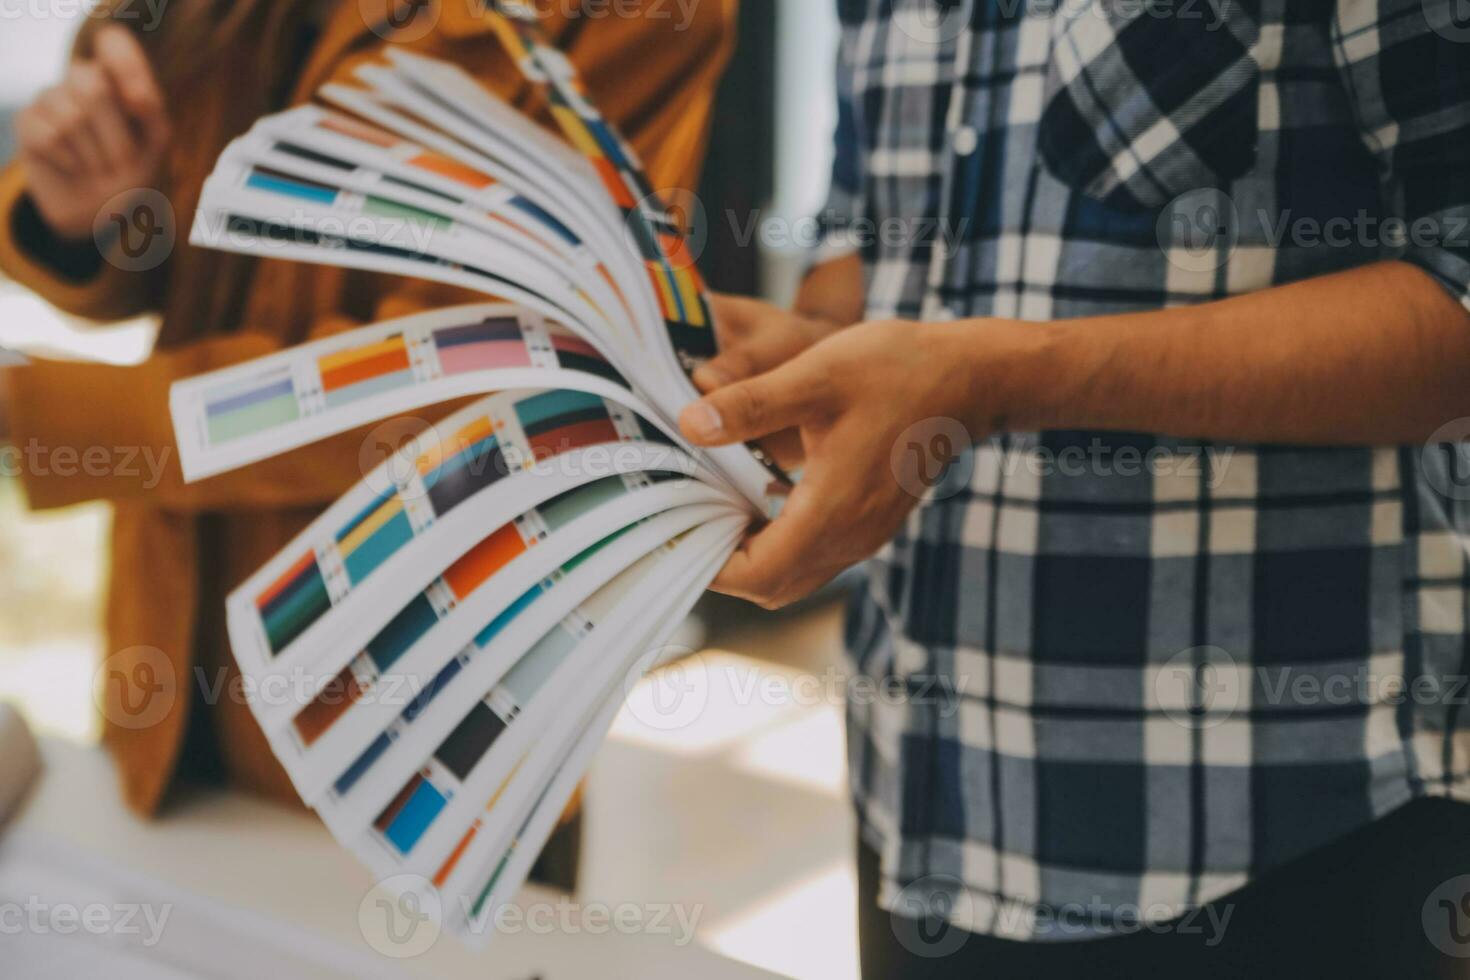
[{"left": 681, "top": 401, "right": 724, "bottom": 442}]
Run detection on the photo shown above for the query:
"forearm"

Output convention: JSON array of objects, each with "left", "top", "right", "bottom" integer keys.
[{"left": 983, "top": 261, "right": 1470, "bottom": 445}]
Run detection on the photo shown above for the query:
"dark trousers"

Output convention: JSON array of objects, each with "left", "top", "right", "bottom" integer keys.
[{"left": 858, "top": 799, "right": 1470, "bottom": 979}]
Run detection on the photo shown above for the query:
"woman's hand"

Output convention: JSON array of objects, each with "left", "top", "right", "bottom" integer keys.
[
  {"left": 678, "top": 316, "right": 1048, "bottom": 608},
  {"left": 14, "top": 25, "right": 171, "bottom": 243}
]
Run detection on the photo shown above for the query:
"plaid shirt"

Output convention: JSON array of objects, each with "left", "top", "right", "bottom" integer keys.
[{"left": 832, "top": 0, "right": 1470, "bottom": 941}]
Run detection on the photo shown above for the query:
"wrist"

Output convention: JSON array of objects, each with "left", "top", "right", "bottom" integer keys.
[
  {"left": 13, "top": 193, "right": 105, "bottom": 282},
  {"left": 927, "top": 316, "right": 1070, "bottom": 438}
]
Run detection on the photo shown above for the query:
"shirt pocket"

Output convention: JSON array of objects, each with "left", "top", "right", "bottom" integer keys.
[{"left": 1037, "top": 1, "right": 1262, "bottom": 211}]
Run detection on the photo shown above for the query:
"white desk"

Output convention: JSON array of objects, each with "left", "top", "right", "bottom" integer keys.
[{"left": 0, "top": 738, "right": 782, "bottom": 979}]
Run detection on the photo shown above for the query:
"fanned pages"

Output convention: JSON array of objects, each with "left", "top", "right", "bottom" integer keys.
[{"left": 169, "top": 6, "right": 775, "bottom": 949}]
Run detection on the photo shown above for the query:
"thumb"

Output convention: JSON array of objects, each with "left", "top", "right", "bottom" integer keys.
[{"left": 679, "top": 357, "right": 831, "bottom": 446}]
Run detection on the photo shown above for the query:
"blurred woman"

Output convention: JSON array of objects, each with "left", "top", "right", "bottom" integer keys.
[{"left": 0, "top": 0, "right": 734, "bottom": 868}]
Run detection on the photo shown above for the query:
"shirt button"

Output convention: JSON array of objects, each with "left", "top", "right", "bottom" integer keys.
[{"left": 953, "top": 125, "right": 979, "bottom": 156}]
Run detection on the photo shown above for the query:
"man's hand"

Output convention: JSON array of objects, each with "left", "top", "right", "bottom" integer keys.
[
  {"left": 697, "top": 294, "right": 846, "bottom": 469},
  {"left": 696, "top": 294, "right": 844, "bottom": 390},
  {"left": 679, "top": 316, "right": 1043, "bottom": 609},
  {"left": 14, "top": 25, "right": 170, "bottom": 243},
  {"left": 681, "top": 261, "right": 1470, "bottom": 609}
]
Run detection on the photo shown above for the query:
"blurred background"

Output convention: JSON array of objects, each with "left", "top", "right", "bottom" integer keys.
[{"left": 0, "top": 4, "right": 856, "bottom": 978}]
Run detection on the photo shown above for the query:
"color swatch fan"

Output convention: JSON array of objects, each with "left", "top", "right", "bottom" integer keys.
[{"left": 169, "top": 8, "right": 775, "bottom": 947}]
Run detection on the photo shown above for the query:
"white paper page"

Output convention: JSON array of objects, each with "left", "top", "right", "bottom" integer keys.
[
  {"left": 313, "top": 81, "right": 653, "bottom": 342},
  {"left": 370, "top": 51, "right": 664, "bottom": 342},
  {"left": 398, "top": 516, "right": 740, "bottom": 882},
  {"left": 229, "top": 134, "right": 636, "bottom": 346},
  {"left": 169, "top": 304, "right": 679, "bottom": 483},
  {"left": 194, "top": 159, "right": 615, "bottom": 355},
  {"left": 293, "top": 497, "right": 735, "bottom": 812},
  {"left": 321, "top": 502, "right": 740, "bottom": 852},
  {"left": 223, "top": 390, "right": 715, "bottom": 702},
  {"left": 447, "top": 518, "right": 743, "bottom": 940},
  {"left": 272, "top": 477, "right": 733, "bottom": 796}
]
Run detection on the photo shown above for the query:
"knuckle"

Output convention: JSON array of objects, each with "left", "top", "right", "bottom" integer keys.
[
  {"left": 809, "top": 372, "right": 842, "bottom": 412},
  {"left": 23, "top": 122, "right": 61, "bottom": 155},
  {"left": 33, "top": 88, "right": 61, "bottom": 116},
  {"left": 729, "top": 383, "right": 768, "bottom": 430},
  {"left": 721, "top": 313, "right": 752, "bottom": 338},
  {"left": 97, "top": 22, "right": 126, "bottom": 44},
  {"left": 31, "top": 131, "right": 62, "bottom": 155},
  {"left": 95, "top": 23, "right": 134, "bottom": 65},
  {"left": 133, "top": 86, "right": 163, "bottom": 116},
  {"left": 100, "top": 22, "right": 139, "bottom": 52},
  {"left": 59, "top": 73, "right": 87, "bottom": 101},
  {"left": 70, "top": 65, "right": 103, "bottom": 95},
  {"left": 48, "top": 100, "right": 82, "bottom": 133}
]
